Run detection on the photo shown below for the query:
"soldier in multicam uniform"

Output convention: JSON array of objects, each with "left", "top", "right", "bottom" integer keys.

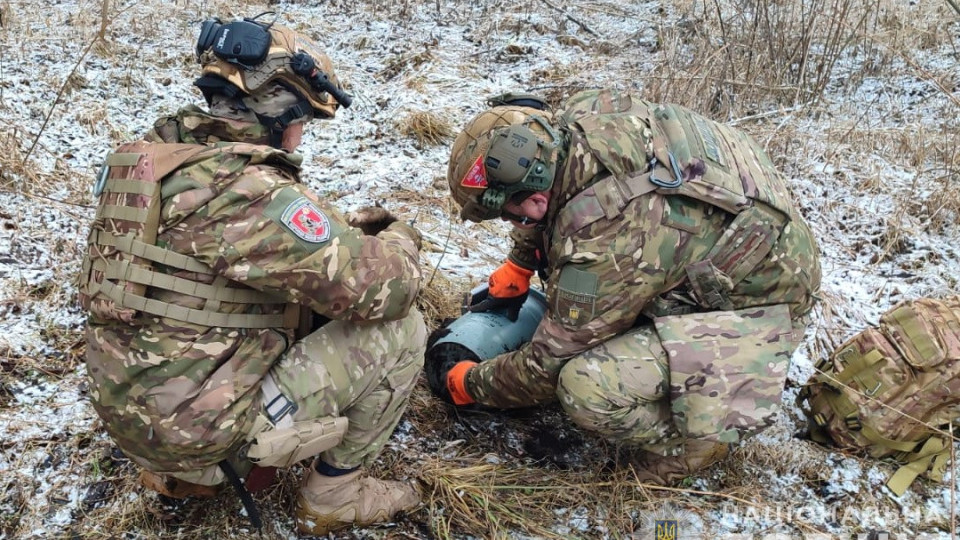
[
  {"left": 427, "top": 89, "right": 822, "bottom": 482},
  {"left": 79, "top": 17, "right": 425, "bottom": 534}
]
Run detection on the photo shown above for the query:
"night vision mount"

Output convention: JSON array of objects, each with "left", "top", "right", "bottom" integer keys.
[
  {"left": 290, "top": 52, "right": 352, "bottom": 108},
  {"left": 196, "top": 14, "right": 352, "bottom": 108}
]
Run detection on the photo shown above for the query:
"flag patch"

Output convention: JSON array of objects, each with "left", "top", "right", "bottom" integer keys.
[{"left": 460, "top": 154, "right": 488, "bottom": 188}]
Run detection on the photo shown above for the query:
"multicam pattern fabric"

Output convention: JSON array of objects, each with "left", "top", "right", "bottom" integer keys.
[
  {"left": 656, "top": 305, "right": 801, "bottom": 444},
  {"left": 272, "top": 310, "right": 427, "bottom": 469},
  {"left": 800, "top": 295, "right": 960, "bottom": 492},
  {"left": 83, "top": 107, "right": 422, "bottom": 472},
  {"left": 556, "top": 325, "right": 682, "bottom": 453},
  {"left": 466, "top": 89, "right": 821, "bottom": 446}
]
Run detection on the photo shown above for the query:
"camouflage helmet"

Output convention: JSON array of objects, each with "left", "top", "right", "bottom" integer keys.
[
  {"left": 447, "top": 106, "right": 561, "bottom": 222},
  {"left": 194, "top": 17, "right": 345, "bottom": 121}
]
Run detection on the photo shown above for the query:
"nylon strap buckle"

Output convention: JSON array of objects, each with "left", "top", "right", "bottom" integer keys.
[
  {"left": 813, "top": 356, "right": 832, "bottom": 372},
  {"left": 844, "top": 415, "right": 862, "bottom": 431},
  {"left": 262, "top": 374, "right": 297, "bottom": 428}
]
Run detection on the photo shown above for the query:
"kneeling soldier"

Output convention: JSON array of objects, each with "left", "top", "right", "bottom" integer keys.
[{"left": 80, "top": 16, "right": 425, "bottom": 534}]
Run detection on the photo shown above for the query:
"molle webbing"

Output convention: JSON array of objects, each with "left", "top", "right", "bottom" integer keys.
[
  {"left": 559, "top": 100, "right": 793, "bottom": 302},
  {"left": 83, "top": 142, "right": 298, "bottom": 329},
  {"left": 798, "top": 296, "right": 960, "bottom": 496}
]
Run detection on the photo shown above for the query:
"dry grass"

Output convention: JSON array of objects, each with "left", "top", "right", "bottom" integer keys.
[
  {"left": 378, "top": 50, "right": 435, "bottom": 82},
  {"left": 396, "top": 110, "right": 454, "bottom": 148},
  {"left": 644, "top": 0, "right": 876, "bottom": 118}
]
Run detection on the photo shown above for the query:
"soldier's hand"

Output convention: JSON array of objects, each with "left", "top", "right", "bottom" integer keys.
[
  {"left": 465, "top": 260, "right": 535, "bottom": 322},
  {"left": 467, "top": 291, "right": 528, "bottom": 322},
  {"left": 424, "top": 349, "right": 477, "bottom": 406},
  {"left": 347, "top": 205, "right": 398, "bottom": 236}
]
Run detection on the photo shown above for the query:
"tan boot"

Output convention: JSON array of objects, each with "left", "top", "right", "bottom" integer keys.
[
  {"left": 294, "top": 469, "right": 420, "bottom": 535},
  {"left": 139, "top": 470, "right": 219, "bottom": 499},
  {"left": 630, "top": 439, "right": 731, "bottom": 485}
]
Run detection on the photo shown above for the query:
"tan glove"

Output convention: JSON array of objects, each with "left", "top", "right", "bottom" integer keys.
[{"left": 346, "top": 206, "right": 398, "bottom": 236}]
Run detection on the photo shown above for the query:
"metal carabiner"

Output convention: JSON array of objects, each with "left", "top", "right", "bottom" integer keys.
[{"left": 649, "top": 151, "right": 684, "bottom": 189}]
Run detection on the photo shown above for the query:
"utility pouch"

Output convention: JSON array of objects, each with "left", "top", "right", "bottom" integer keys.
[
  {"left": 657, "top": 304, "right": 794, "bottom": 443},
  {"left": 685, "top": 204, "right": 786, "bottom": 311},
  {"left": 245, "top": 417, "right": 348, "bottom": 468}
]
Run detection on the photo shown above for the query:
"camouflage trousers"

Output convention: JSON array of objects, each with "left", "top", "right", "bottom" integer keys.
[
  {"left": 270, "top": 308, "right": 427, "bottom": 469},
  {"left": 557, "top": 305, "right": 806, "bottom": 455}
]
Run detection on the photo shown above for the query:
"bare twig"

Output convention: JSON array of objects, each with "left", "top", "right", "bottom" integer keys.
[
  {"left": 946, "top": 0, "right": 960, "bottom": 17},
  {"left": 427, "top": 218, "right": 454, "bottom": 289},
  {"left": 22, "top": 36, "right": 103, "bottom": 166},
  {"left": 952, "top": 419, "right": 956, "bottom": 540},
  {"left": 728, "top": 101, "right": 814, "bottom": 126},
  {"left": 99, "top": 0, "right": 110, "bottom": 40},
  {"left": 536, "top": 0, "right": 600, "bottom": 37},
  {"left": 1, "top": 9, "right": 4, "bottom": 104}
]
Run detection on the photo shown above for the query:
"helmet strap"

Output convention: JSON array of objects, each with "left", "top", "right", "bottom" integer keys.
[
  {"left": 499, "top": 208, "right": 546, "bottom": 229},
  {"left": 253, "top": 97, "right": 312, "bottom": 148},
  {"left": 194, "top": 74, "right": 244, "bottom": 106}
]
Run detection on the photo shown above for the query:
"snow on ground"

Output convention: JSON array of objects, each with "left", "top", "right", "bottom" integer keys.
[{"left": 1, "top": 0, "right": 959, "bottom": 538}]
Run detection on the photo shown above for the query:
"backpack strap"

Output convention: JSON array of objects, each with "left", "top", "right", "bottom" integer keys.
[
  {"left": 886, "top": 436, "right": 950, "bottom": 496},
  {"left": 802, "top": 375, "right": 949, "bottom": 497}
]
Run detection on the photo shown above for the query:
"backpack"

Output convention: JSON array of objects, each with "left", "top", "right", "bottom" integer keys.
[{"left": 798, "top": 295, "right": 960, "bottom": 495}]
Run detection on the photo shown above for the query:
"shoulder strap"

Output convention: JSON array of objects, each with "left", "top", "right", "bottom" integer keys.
[{"left": 554, "top": 166, "right": 663, "bottom": 235}]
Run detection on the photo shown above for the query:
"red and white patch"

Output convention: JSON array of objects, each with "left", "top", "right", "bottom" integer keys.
[
  {"left": 459, "top": 154, "right": 488, "bottom": 189},
  {"left": 280, "top": 197, "right": 331, "bottom": 243}
]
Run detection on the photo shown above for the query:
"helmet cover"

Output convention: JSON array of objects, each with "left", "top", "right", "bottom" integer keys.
[{"left": 447, "top": 106, "right": 560, "bottom": 222}]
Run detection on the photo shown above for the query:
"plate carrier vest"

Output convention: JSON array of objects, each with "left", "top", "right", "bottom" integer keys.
[{"left": 79, "top": 140, "right": 305, "bottom": 331}]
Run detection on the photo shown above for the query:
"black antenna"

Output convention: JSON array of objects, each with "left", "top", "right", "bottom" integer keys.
[
  {"left": 247, "top": 11, "right": 277, "bottom": 28},
  {"left": 290, "top": 52, "right": 353, "bottom": 108}
]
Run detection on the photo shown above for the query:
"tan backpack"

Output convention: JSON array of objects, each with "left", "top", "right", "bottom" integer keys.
[{"left": 798, "top": 295, "right": 960, "bottom": 495}]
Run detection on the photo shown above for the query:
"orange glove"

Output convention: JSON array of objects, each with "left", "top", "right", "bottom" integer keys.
[
  {"left": 488, "top": 259, "right": 535, "bottom": 299},
  {"left": 446, "top": 361, "right": 478, "bottom": 405}
]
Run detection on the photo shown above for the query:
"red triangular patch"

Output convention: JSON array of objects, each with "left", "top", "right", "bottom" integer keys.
[{"left": 460, "top": 154, "right": 488, "bottom": 189}]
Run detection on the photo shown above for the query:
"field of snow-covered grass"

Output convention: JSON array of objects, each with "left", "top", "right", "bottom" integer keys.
[{"left": 1, "top": 0, "right": 958, "bottom": 538}]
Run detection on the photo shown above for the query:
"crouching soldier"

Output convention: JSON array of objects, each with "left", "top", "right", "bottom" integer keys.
[
  {"left": 427, "top": 89, "right": 821, "bottom": 483},
  {"left": 79, "top": 16, "right": 426, "bottom": 534}
]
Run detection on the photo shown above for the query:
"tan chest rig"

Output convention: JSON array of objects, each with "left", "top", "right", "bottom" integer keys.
[{"left": 79, "top": 141, "right": 303, "bottom": 330}]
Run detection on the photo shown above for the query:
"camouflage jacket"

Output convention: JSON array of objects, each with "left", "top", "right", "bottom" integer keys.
[
  {"left": 83, "top": 106, "right": 422, "bottom": 471},
  {"left": 467, "top": 89, "right": 821, "bottom": 408}
]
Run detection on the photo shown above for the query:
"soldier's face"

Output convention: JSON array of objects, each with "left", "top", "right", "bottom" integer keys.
[{"left": 500, "top": 191, "right": 549, "bottom": 229}]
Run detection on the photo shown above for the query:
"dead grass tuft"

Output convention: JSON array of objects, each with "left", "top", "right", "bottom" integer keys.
[
  {"left": 396, "top": 110, "right": 453, "bottom": 148},
  {"left": 417, "top": 264, "right": 463, "bottom": 328},
  {"left": 379, "top": 50, "right": 434, "bottom": 81}
]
